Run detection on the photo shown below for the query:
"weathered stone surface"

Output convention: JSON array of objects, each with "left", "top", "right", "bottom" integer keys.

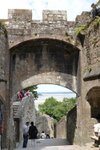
[
  {"left": 36, "top": 113, "right": 54, "bottom": 138},
  {"left": 0, "top": 23, "right": 9, "bottom": 148},
  {"left": 56, "top": 116, "right": 66, "bottom": 139},
  {"left": 67, "top": 106, "right": 76, "bottom": 144},
  {"left": 0, "top": 7, "right": 100, "bottom": 149}
]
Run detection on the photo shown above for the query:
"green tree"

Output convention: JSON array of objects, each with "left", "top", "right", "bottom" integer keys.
[
  {"left": 38, "top": 97, "right": 76, "bottom": 121},
  {"left": 62, "top": 98, "right": 76, "bottom": 113},
  {"left": 39, "top": 97, "right": 59, "bottom": 117}
]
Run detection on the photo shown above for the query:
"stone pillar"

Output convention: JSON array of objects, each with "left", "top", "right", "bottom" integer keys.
[{"left": 0, "top": 22, "right": 9, "bottom": 149}]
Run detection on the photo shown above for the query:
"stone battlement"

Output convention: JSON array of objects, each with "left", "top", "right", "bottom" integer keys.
[
  {"left": 0, "top": 9, "right": 92, "bottom": 38},
  {"left": 43, "top": 10, "right": 67, "bottom": 22},
  {"left": 0, "top": 8, "right": 92, "bottom": 49},
  {"left": 8, "top": 9, "right": 67, "bottom": 22}
]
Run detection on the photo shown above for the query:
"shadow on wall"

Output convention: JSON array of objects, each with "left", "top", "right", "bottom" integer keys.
[
  {"left": 67, "top": 106, "right": 77, "bottom": 144},
  {"left": 86, "top": 87, "right": 100, "bottom": 118},
  {"left": 0, "top": 99, "right": 6, "bottom": 149}
]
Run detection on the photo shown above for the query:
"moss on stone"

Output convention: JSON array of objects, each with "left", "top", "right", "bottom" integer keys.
[
  {"left": 74, "top": 25, "right": 86, "bottom": 36},
  {"left": 0, "top": 22, "right": 7, "bottom": 38},
  {"left": 75, "top": 17, "right": 100, "bottom": 37},
  {"left": 92, "top": 17, "right": 100, "bottom": 29}
]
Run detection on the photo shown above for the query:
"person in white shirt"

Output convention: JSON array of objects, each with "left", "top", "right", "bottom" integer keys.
[
  {"left": 40, "top": 131, "right": 46, "bottom": 139},
  {"left": 22, "top": 122, "right": 29, "bottom": 148},
  {"left": 91, "top": 115, "right": 100, "bottom": 147}
]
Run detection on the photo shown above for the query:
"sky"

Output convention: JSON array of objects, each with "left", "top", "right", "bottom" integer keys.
[
  {"left": 0, "top": 0, "right": 98, "bottom": 21},
  {"left": 37, "top": 84, "right": 73, "bottom": 93}
]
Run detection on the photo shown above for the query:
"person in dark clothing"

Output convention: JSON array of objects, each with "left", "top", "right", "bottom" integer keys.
[
  {"left": 29, "top": 122, "right": 38, "bottom": 139},
  {"left": 29, "top": 122, "right": 38, "bottom": 146}
]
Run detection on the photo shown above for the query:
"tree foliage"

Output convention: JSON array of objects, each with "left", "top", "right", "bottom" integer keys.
[{"left": 38, "top": 97, "right": 76, "bottom": 121}]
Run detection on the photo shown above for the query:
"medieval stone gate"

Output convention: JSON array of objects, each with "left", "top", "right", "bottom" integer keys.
[{"left": 0, "top": 8, "right": 100, "bottom": 149}]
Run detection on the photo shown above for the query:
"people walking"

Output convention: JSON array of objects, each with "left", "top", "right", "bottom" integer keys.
[
  {"left": 29, "top": 122, "right": 38, "bottom": 146},
  {"left": 22, "top": 122, "right": 29, "bottom": 148}
]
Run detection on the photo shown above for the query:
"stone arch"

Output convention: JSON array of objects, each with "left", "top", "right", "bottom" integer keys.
[
  {"left": 21, "top": 73, "right": 77, "bottom": 94},
  {"left": 9, "top": 35, "right": 77, "bottom": 50},
  {"left": 10, "top": 37, "right": 80, "bottom": 146},
  {"left": 10, "top": 37, "right": 80, "bottom": 98},
  {"left": 86, "top": 86, "right": 100, "bottom": 118}
]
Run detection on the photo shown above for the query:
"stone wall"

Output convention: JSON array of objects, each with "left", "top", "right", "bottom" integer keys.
[
  {"left": 43, "top": 10, "right": 67, "bottom": 22},
  {"left": 83, "top": 17, "right": 100, "bottom": 80},
  {"left": 6, "top": 9, "right": 77, "bottom": 49},
  {"left": 0, "top": 7, "right": 100, "bottom": 149},
  {"left": 56, "top": 116, "right": 66, "bottom": 139},
  {"left": 75, "top": 16, "right": 100, "bottom": 144},
  {"left": 6, "top": 9, "right": 95, "bottom": 146},
  {"left": 0, "top": 23, "right": 9, "bottom": 148},
  {"left": 10, "top": 42, "right": 79, "bottom": 95},
  {"left": 36, "top": 113, "right": 54, "bottom": 138},
  {"left": 67, "top": 106, "right": 76, "bottom": 144},
  {"left": 75, "top": 11, "right": 91, "bottom": 26},
  {"left": 8, "top": 9, "right": 32, "bottom": 28},
  {"left": 0, "top": 23, "right": 8, "bottom": 94},
  {"left": 82, "top": 17, "right": 100, "bottom": 143},
  {"left": 7, "top": 10, "right": 79, "bottom": 97}
]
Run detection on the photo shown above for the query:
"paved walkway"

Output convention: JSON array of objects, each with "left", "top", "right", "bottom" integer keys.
[
  {"left": 14, "top": 139, "right": 100, "bottom": 150},
  {"left": 14, "top": 145, "right": 100, "bottom": 150}
]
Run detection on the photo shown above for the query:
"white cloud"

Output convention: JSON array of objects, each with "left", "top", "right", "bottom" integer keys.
[{"left": 0, "top": 0, "right": 98, "bottom": 20}]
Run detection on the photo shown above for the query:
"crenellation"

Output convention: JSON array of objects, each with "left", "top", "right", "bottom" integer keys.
[
  {"left": 5, "top": 9, "right": 92, "bottom": 39},
  {"left": 6, "top": 9, "right": 70, "bottom": 41},
  {"left": 43, "top": 10, "right": 67, "bottom": 22},
  {"left": 8, "top": 9, "right": 32, "bottom": 21},
  {"left": 8, "top": 9, "right": 32, "bottom": 30}
]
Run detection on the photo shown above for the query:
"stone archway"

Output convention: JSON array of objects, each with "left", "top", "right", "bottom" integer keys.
[
  {"left": 10, "top": 38, "right": 80, "bottom": 97},
  {"left": 9, "top": 37, "right": 80, "bottom": 146},
  {"left": 86, "top": 86, "right": 100, "bottom": 119}
]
